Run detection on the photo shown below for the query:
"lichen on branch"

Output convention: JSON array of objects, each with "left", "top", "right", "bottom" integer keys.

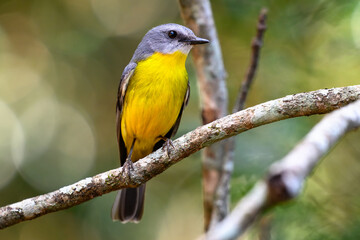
[{"left": 0, "top": 85, "right": 359, "bottom": 229}]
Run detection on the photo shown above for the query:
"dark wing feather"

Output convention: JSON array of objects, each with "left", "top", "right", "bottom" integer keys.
[
  {"left": 153, "top": 81, "right": 190, "bottom": 151},
  {"left": 116, "top": 62, "right": 137, "bottom": 166},
  {"left": 167, "top": 81, "right": 190, "bottom": 138}
]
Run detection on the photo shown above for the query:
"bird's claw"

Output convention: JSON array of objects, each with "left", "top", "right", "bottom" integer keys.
[
  {"left": 121, "top": 157, "right": 135, "bottom": 181},
  {"left": 162, "top": 138, "right": 175, "bottom": 158}
]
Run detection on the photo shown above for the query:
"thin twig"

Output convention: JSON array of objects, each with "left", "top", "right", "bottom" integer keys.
[
  {"left": 206, "top": 99, "right": 360, "bottom": 240},
  {"left": 258, "top": 215, "right": 272, "bottom": 240},
  {"left": 209, "top": 8, "right": 268, "bottom": 229},
  {"left": 234, "top": 8, "right": 268, "bottom": 112},
  {"left": 178, "top": 0, "right": 228, "bottom": 230},
  {"left": 0, "top": 85, "right": 359, "bottom": 229}
]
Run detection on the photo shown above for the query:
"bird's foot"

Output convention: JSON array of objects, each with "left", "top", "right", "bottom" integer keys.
[
  {"left": 121, "top": 157, "right": 135, "bottom": 181},
  {"left": 162, "top": 138, "right": 175, "bottom": 158}
]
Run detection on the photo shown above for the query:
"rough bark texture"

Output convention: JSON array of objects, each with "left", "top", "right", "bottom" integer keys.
[
  {"left": 178, "top": 0, "right": 228, "bottom": 230},
  {"left": 206, "top": 98, "right": 360, "bottom": 240},
  {"left": 1, "top": 85, "right": 359, "bottom": 229}
]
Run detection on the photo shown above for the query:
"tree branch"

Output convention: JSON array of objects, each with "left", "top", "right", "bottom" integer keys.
[
  {"left": 205, "top": 98, "right": 360, "bottom": 240},
  {"left": 210, "top": 8, "right": 268, "bottom": 229},
  {"left": 233, "top": 8, "right": 268, "bottom": 113},
  {"left": 178, "top": 0, "right": 228, "bottom": 230},
  {"left": 1, "top": 85, "right": 359, "bottom": 229}
]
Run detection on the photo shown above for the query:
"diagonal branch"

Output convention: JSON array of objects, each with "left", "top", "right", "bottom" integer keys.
[
  {"left": 205, "top": 99, "right": 360, "bottom": 240},
  {"left": 1, "top": 85, "right": 360, "bottom": 229}
]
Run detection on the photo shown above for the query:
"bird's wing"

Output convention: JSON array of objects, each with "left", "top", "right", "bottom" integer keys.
[
  {"left": 116, "top": 62, "right": 137, "bottom": 165},
  {"left": 153, "top": 81, "right": 190, "bottom": 152},
  {"left": 167, "top": 81, "right": 190, "bottom": 138}
]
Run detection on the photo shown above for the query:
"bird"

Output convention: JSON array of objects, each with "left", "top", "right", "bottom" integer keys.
[{"left": 111, "top": 23, "right": 209, "bottom": 223}]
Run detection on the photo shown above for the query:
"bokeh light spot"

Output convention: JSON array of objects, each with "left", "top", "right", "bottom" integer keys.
[
  {"left": 0, "top": 54, "right": 42, "bottom": 103},
  {"left": 0, "top": 100, "right": 24, "bottom": 189},
  {"left": 90, "top": 0, "right": 162, "bottom": 36},
  {"left": 17, "top": 96, "right": 59, "bottom": 167},
  {"left": 18, "top": 103, "right": 96, "bottom": 191}
]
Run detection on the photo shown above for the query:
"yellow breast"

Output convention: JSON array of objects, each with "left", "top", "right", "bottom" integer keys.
[{"left": 121, "top": 51, "right": 188, "bottom": 160}]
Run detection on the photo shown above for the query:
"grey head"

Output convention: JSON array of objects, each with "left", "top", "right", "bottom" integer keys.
[{"left": 130, "top": 23, "right": 209, "bottom": 63}]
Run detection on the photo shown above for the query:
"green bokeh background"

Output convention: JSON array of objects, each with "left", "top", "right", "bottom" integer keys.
[{"left": 0, "top": 0, "right": 360, "bottom": 239}]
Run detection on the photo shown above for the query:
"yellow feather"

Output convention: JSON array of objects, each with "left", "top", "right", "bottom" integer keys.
[{"left": 121, "top": 51, "right": 188, "bottom": 161}]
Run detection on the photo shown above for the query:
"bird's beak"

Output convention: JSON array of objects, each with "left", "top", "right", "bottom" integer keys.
[{"left": 179, "top": 37, "right": 210, "bottom": 45}]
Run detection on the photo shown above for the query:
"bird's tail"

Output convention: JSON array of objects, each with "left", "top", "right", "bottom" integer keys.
[{"left": 111, "top": 184, "right": 146, "bottom": 223}]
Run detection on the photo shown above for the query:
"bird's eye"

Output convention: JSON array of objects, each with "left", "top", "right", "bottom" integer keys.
[{"left": 168, "top": 30, "right": 177, "bottom": 39}]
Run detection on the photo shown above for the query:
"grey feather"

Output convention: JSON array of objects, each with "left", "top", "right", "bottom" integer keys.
[{"left": 131, "top": 23, "right": 199, "bottom": 63}]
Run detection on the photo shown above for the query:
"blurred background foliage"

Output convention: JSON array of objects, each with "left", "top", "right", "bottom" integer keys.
[{"left": 0, "top": 0, "right": 360, "bottom": 239}]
